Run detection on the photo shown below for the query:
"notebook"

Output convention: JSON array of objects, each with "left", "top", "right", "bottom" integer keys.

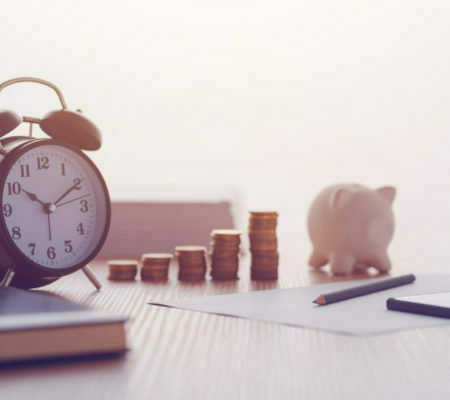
[{"left": 0, "top": 287, "right": 127, "bottom": 363}]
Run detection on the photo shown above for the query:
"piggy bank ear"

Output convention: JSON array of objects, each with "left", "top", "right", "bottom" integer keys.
[
  {"left": 376, "top": 186, "right": 396, "bottom": 204},
  {"left": 330, "top": 187, "right": 353, "bottom": 209}
]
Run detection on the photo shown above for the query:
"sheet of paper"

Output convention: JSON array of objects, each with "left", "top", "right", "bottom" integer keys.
[{"left": 149, "top": 274, "right": 450, "bottom": 335}]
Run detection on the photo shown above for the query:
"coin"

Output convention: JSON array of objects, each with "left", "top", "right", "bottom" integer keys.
[
  {"left": 249, "top": 211, "right": 279, "bottom": 218},
  {"left": 142, "top": 253, "right": 173, "bottom": 261},
  {"left": 210, "top": 229, "right": 241, "bottom": 281},
  {"left": 248, "top": 211, "right": 279, "bottom": 281},
  {"left": 211, "top": 251, "right": 240, "bottom": 260},
  {"left": 176, "top": 246, "right": 207, "bottom": 281},
  {"left": 176, "top": 245, "right": 207, "bottom": 253},
  {"left": 211, "top": 229, "right": 242, "bottom": 236},
  {"left": 107, "top": 259, "right": 138, "bottom": 281},
  {"left": 141, "top": 269, "right": 169, "bottom": 282},
  {"left": 251, "top": 251, "right": 279, "bottom": 262}
]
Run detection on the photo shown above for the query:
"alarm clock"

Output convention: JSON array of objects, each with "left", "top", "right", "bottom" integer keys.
[{"left": 0, "top": 77, "right": 111, "bottom": 290}]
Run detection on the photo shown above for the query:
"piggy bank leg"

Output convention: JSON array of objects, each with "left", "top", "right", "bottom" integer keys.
[
  {"left": 354, "top": 262, "right": 370, "bottom": 271},
  {"left": 308, "top": 250, "right": 328, "bottom": 268},
  {"left": 329, "top": 253, "right": 354, "bottom": 275},
  {"left": 370, "top": 252, "right": 392, "bottom": 273}
]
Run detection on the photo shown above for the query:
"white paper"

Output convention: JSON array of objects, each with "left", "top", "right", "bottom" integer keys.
[{"left": 149, "top": 274, "right": 450, "bottom": 335}]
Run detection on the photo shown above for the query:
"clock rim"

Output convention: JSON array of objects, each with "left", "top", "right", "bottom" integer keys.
[{"left": 0, "top": 138, "right": 111, "bottom": 278}]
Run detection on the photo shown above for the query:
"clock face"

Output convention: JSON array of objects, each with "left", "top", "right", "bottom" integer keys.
[{"left": 0, "top": 142, "right": 109, "bottom": 270}]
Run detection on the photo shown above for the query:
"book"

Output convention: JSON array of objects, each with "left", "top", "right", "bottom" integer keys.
[{"left": 0, "top": 286, "right": 127, "bottom": 363}]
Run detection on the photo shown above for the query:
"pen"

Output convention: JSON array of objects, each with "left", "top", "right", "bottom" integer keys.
[{"left": 313, "top": 274, "right": 416, "bottom": 305}]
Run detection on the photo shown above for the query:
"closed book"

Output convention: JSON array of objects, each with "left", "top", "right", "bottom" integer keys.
[{"left": 0, "top": 287, "right": 127, "bottom": 363}]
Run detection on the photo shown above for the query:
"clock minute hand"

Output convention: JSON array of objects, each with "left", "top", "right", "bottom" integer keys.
[
  {"left": 22, "top": 189, "right": 46, "bottom": 206},
  {"left": 54, "top": 178, "right": 82, "bottom": 205},
  {"left": 56, "top": 193, "right": 91, "bottom": 208}
]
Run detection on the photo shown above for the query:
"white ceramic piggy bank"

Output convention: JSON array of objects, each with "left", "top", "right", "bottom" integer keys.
[{"left": 307, "top": 184, "right": 395, "bottom": 275}]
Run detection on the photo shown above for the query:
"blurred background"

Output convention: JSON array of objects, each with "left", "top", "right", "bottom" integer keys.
[{"left": 2, "top": 1, "right": 450, "bottom": 269}]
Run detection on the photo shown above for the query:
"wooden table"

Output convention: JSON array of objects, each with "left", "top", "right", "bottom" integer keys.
[{"left": 1, "top": 230, "right": 449, "bottom": 400}]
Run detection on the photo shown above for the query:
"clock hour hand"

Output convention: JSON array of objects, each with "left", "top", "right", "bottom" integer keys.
[
  {"left": 54, "top": 178, "right": 82, "bottom": 206},
  {"left": 22, "top": 189, "right": 46, "bottom": 206}
]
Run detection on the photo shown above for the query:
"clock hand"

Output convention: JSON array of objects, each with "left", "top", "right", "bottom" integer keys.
[
  {"left": 22, "top": 189, "right": 46, "bottom": 206},
  {"left": 48, "top": 214, "right": 52, "bottom": 241},
  {"left": 56, "top": 193, "right": 91, "bottom": 208},
  {"left": 54, "top": 178, "right": 82, "bottom": 205}
]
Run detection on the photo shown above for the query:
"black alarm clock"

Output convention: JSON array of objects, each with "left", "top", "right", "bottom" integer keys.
[{"left": 0, "top": 77, "right": 111, "bottom": 290}]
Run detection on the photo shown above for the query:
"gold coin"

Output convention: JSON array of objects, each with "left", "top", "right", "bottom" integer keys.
[
  {"left": 249, "top": 211, "right": 278, "bottom": 218},
  {"left": 142, "top": 253, "right": 173, "bottom": 260},
  {"left": 211, "top": 238, "right": 241, "bottom": 244},
  {"left": 251, "top": 251, "right": 279, "bottom": 261},
  {"left": 142, "top": 260, "right": 170, "bottom": 266},
  {"left": 141, "top": 264, "right": 169, "bottom": 271},
  {"left": 179, "top": 265, "right": 206, "bottom": 274},
  {"left": 211, "top": 244, "right": 240, "bottom": 253},
  {"left": 177, "top": 252, "right": 206, "bottom": 259},
  {"left": 211, "top": 265, "right": 239, "bottom": 272},
  {"left": 211, "top": 229, "right": 242, "bottom": 236},
  {"left": 108, "top": 272, "right": 137, "bottom": 281},
  {"left": 250, "top": 244, "right": 278, "bottom": 251},
  {"left": 107, "top": 259, "right": 139, "bottom": 267},
  {"left": 176, "top": 246, "right": 207, "bottom": 253},
  {"left": 141, "top": 270, "right": 168, "bottom": 281},
  {"left": 108, "top": 271, "right": 137, "bottom": 277},
  {"left": 249, "top": 219, "right": 277, "bottom": 230},
  {"left": 251, "top": 265, "right": 278, "bottom": 272},
  {"left": 211, "top": 250, "right": 239, "bottom": 258},
  {"left": 248, "top": 230, "right": 277, "bottom": 238}
]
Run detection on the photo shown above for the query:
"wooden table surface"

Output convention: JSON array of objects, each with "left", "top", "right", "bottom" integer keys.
[{"left": 1, "top": 230, "right": 449, "bottom": 400}]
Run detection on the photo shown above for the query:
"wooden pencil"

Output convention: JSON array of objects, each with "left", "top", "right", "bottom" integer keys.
[{"left": 313, "top": 274, "right": 416, "bottom": 305}]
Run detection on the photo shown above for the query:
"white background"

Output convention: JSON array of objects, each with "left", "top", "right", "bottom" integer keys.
[{"left": 2, "top": 1, "right": 450, "bottom": 268}]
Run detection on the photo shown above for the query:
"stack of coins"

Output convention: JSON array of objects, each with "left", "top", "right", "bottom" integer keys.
[
  {"left": 176, "top": 246, "right": 207, "bottom": 281},
  {"left": 248, "top": 211, "right": 279, "bottom": 280},
  {"left": 210, "top": 229, "right": 242, "bottom": 280},
  {"left": 107, "top": 259, "right": 138, "bottom": 281},
  {"left": 140, "top": 253, "right": 172, "bottom": 281}
]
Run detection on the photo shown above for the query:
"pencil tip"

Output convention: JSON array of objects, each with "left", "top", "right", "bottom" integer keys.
[{"left": 313, "top": 295, "right": 326, "bottom": 305}]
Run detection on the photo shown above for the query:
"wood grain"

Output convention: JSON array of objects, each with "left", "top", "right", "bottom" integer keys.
[{"left": 1, "top": 231, "right": 449, "bottom": 400}]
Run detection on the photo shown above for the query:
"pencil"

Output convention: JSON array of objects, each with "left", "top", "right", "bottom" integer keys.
[{"left": 313, "top": 274, "right": 416, "bottom": 305}]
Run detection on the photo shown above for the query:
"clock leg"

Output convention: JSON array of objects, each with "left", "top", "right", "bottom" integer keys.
[
  {"left": 81, "top": 265, "right": 102, "bottom": 291},
  {"left": 0, "top": 267, "right": 15, "bottom": 287}
]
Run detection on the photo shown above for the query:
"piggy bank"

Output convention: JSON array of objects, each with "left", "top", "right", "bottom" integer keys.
[{"left": 307, "top": 184, "right": 396, "bottom": 275}]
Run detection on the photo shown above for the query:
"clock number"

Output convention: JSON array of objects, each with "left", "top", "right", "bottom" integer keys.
[
  {"left": 28, "top": 243, "right": 36, "bottom": 256},
  {"left": 7, "top": 182, "right": 21, "bottom": 195},
  {"left": 12, "top": 226, "right": 21, "bottom": 240},
  {"left": 20, "top": 164, "right": 30, "bottom": 178},
  {"left": 73, "top": 178, "right": 82, "bottom": 189},
  {"left": 76, "top": 222, "right": 85, "bottom": 235},
  {"left": 61, "top": 163, "right": 66, "bottom": 176},
  {"left": 3, "top": 204, "right": 12, "bottom": 217},
  {"left": 64, "top": 240, "right": 73, "bottom": 253},
  {"left": 80, "top": 199, "right": 88, "bottom": 212},
  {"left": 47, "top": 246, "right": 56, "bottom": 260},
  {"left": 37, "top": 156, "right": 49, "bottom": 170}
]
